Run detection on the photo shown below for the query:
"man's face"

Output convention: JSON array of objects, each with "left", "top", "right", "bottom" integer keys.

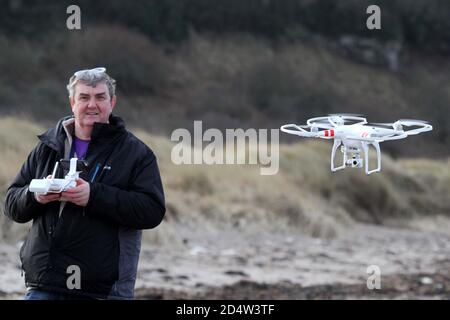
[{"left": 70, "top": 82, "right": 116, "bottom": 128}]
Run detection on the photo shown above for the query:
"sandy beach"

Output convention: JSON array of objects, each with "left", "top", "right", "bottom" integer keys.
[{"left": 2, "top": 222, "right": 449, "bottom": 300}]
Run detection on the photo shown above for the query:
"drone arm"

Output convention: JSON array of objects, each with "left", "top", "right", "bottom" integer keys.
[
  {"left": 380, "top": 132, "right": 408, "bottom": 141},
  {"left": 346, "top": 136, "right": 379, "bottom": 142},
  {"left": 349, "top": 132, "right": 407, "bottom": 143}
]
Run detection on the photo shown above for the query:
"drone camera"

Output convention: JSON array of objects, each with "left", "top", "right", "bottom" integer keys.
[{"left": 346, "top": 157, "right": 363, "bottom": 168}]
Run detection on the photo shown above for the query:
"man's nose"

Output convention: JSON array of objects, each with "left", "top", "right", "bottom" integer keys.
[{"left": 88, "top": 97, "right": 97, "bottom": 108}]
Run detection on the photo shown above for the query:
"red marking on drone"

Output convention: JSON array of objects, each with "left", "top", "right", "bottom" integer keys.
[
  {"left": 324, "top": 129, "right": 335, "bottom": 137},
  {"left": 361, "top": 132, "right": 369, "bottom": 138}
]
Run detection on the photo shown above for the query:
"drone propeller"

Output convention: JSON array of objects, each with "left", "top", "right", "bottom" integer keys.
[
  {"left": 328, "top": 113, "right": 364, "bottom": 118},
  {"left": 328, "top": 114, "right": 367, "bottom": 127},
  {"left": 280, "top": 123, "right": 336, "bottom": 138},
  {"left": 372, "top": 119, "right": 432, "bottom": 135},
  {"left": 373, "top": 119, "right": 429, "bottom": 126},
  {"left": 397, "top": 119, "right": 432, "bottom": 135},
  {"left": 310, "top": 119, "right": 336, "bottom": 124},
  {"left": 372, "top": 122, "right": 393, "bottom": 126},
  {"left": 398, "top": 119, "right": 430, "bottom": 126},
  {"left": 306, "top": 117, "right": 335, "bottom": 129},
  {"left": 372, "top": 121, "right": 403, "bottom": 131},
  {"left": 280, "top": 124, "right": 317, "bottom": 137},
  {"left": 307, "top": 115, "right": 367, "bottom": 128}
]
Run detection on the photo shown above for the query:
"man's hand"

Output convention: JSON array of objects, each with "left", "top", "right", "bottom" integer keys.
[
  {"left": 61, "top": 178, "right": 90, "bottom": 207},
  {"left": 35, "top": 192, "right": 61, "bottom": 204}
]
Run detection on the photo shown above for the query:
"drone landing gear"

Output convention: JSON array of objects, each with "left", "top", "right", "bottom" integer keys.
[
  {"left": 331, "top": 139, "right": 346, "bottom": 172},
  {"left": 362, "top": 141, "right": 381, "bottom": 175},
  {"left": 331, "top": 140, "right": 381, "bottom": 174}
]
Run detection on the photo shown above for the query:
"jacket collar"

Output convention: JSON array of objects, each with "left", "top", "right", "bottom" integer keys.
[{"left": 38, "top": 114, "right": 127, "bottom": 152}]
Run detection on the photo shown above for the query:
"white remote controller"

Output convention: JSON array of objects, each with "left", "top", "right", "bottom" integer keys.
[
  {"left": 29, "top": 178, "right": 77, "bottom": 194},
  {"left": 29, "top": 158, "right": 81, "bottom": 194}
]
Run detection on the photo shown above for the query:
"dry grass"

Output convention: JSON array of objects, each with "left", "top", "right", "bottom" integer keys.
[
  {"left": 1, "top": 117, "right": 449, "bottom": 245},
  {"left": 133, "top": 125, "right": 450, "bottom": 243},
  {"left": 0, "top": 116, "right": 43, "bottom": 242}
]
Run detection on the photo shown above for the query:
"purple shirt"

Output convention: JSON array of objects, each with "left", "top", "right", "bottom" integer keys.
[{"left": 73, "top": 137, "right": 90, "bottom": 160}]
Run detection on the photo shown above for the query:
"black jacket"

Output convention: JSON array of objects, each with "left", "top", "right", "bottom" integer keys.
[{"left": 4, "top": 114, "right": 165, "bottom": 299}]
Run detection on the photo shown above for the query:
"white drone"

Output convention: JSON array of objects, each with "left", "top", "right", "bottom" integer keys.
[{"left": 281, "top": 114, "right": 433, "bottom": 175}]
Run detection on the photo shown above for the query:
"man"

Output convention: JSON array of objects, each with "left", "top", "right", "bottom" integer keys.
[{"left": 4, "top": 67, "right": 166, "bottom": 299}]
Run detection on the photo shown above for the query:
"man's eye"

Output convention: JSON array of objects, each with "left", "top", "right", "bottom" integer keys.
[
  {"left": 80, "top": 96, "right": 88, "bottom": 101},
  {"left": 98, "top": 96, "right": 106, "bottom": 100}
]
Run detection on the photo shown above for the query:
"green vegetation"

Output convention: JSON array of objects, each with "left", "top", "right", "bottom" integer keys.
[
  {"left": 2, "top": 1, "right": 450, "bottom": 53},
  {"left": 0, "top": 26, "right": 448, "bottom": 156}
]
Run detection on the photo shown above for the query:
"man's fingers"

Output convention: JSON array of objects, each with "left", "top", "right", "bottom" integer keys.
[
  {"left": 63, "top": 186, "right": 85, "bottom": 193},
  {"left": 62, "top": 189, "right": 84, "bottom": 197},
  {"left": 62, "top": 188, "right": 78, "bottom": 194},
  {"left": 61, "top": 192, "right": 86, "bottom": 200},
  {"left": 62, "top": 195, "right": 85, "bottom": 201},
  {"left": 46, "top": 196, "right": 61, "bottom": 201},
  {"left": 35, "top": 192, "right": 61, "bottom": 204},
  {"left": 41, "top": 193, "right": 60, "bottom": 199},
  {"left": 59, "top": 179, "right": 89, "bottom": 207},
  {"left": 64, "top": 186, "right": 89, "bottom": 196},
  {"left": 76, "top": 178, "right": 88, "bottom": 186}
]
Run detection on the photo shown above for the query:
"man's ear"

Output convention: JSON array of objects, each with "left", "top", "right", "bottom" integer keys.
[
  {"left": 110, "top": 95, "right": 117, "bottom": 109},
  {"left": 69, "top": 97, "right": 75, "bottom": 111}
]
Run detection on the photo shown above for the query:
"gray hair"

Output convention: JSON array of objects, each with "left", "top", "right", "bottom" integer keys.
[{"left": 67, "top": 68, "right": 116, "bottom": 98}]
